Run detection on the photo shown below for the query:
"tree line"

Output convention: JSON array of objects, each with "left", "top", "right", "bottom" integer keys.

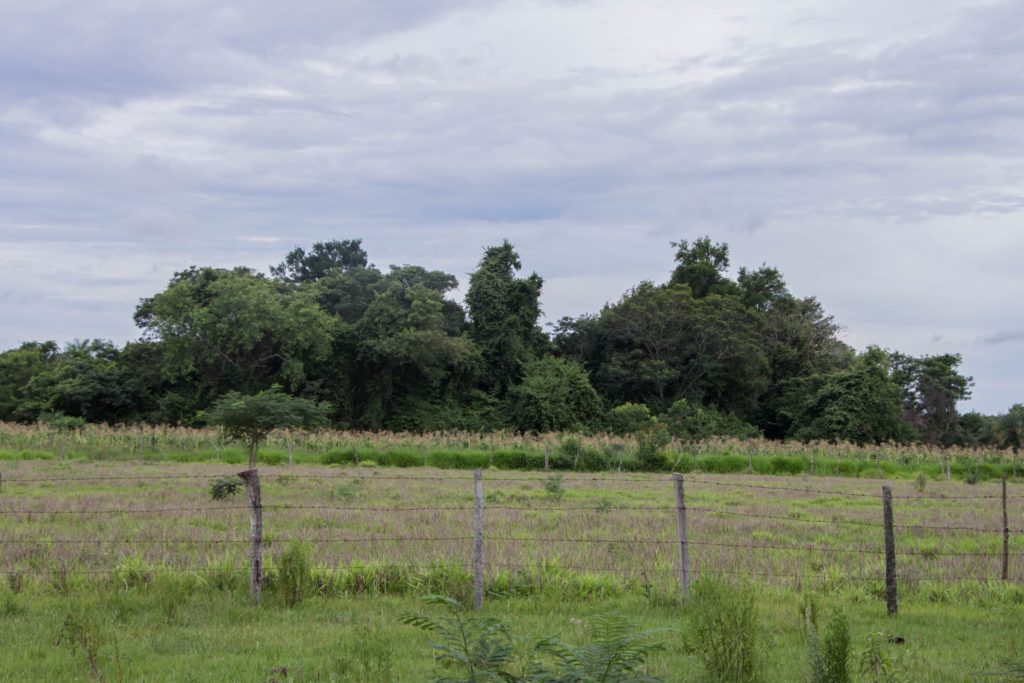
[{"left": 1, "top": 237, "right": 1021, "bottom": 448}]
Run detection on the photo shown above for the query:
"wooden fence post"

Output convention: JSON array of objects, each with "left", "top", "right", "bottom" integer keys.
[
  {"left": 544, "top": 445, "right": 549, "bottom": 472},
  {"left": 1003, "top": 475, "right": 1010, "bottom": 581},
  {"left": 473, "top": 469, "right": 484, "bottom": 610},
  {"left": 238, "top": 469, "right": 264, "bottom": 604},
  {"left": 809, "top": 450, "right": 815, "bottom": 476},
  {"left": 0, "top": 470, "right": 4, "bottom": 493},
  {"left": 288, "top": 443, "right": 294, "bottom": 466},
  {"left": 673, "top": 473, "right": 690, "bottom": 600},
  {"left": 882, "top": 485, "right": 898, "bottom": 615}
]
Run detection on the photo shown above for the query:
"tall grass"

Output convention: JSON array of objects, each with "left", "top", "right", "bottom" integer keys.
[{"left": 0, "top": 421, "right": 1017, "bottom": 479}]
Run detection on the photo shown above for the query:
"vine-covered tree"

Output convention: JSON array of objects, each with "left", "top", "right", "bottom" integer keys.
[{"left": 466, "top": 241, "right": 546, "bottom": 395}]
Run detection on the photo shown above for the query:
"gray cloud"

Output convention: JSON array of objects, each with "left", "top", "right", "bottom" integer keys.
[
  {"left": 0, "top": 0, "right": 1022, "bottom": 412},
  {"left": 979, "top": 331, "right": 1024, "bottom": 346}
]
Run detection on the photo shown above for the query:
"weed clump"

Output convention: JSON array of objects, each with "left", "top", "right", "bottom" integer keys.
[
  {"left": 543, "top": 473, "right": 565, "bottom": 500},
  {"left": 804, "top": 597, "right": 851, "bottom": 683},
  {"left": 279, "top": 541, "right": 312, "bottom": 607},
  {"left": 689, "top": 576, "right": 760, "bottom": 682}
]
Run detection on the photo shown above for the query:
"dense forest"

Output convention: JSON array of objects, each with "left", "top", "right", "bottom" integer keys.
[{"left": 1, "top": 237, "right": 1021, "bottom": 448}]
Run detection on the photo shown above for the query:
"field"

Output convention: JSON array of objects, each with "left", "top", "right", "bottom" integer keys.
[
  {"left": 0, "top": 455, "right": 1023, "bottom": 681},
  {"left": 1, "top": 421, "right": 1021, "bottom": 481}
]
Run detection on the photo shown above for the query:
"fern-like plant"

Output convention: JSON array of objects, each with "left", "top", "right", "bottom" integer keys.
[
  {"left": 400, "top": 595, "right": 518, "bottom": 682},
  {"left": 536, "top": 614, "right": 666, "bottom": 682},
  {"left": 401, "top": 597, "right": 669, "bottom": 683}
]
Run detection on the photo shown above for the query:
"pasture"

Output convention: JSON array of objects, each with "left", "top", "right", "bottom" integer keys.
[{"left": 0, "top": 458, "right": 1022, "bottom": 681}]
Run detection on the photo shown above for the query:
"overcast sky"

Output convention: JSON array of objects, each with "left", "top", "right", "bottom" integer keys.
[{"left": 1, "top": 0, "right": 1022, "bottom": 413}]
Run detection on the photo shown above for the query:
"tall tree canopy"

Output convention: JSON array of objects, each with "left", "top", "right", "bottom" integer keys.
[
  {"left": 0, "top": 235, "right": 1009, "bottom": 444},
  {"left": 466, "top": 241, "right": 546, "bottom": 395}
]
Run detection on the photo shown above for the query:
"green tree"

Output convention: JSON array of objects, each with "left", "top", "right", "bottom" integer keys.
[
  {"left": 890, "top": 352, "right": 973, "bottom": 445},
  {"left": 594, "top": 282, "right": 768, "bottom": 415},
  {"left": 136, "top": 267, "right": 334, "bottom": 402},
  {"left": 669, "top": 236, "right": 737, "bottom": 298},
  {"left": 1001, "top": 404, "right": 1024, "bottom": 452},
  {"left": 509, "top": 357, "right": 602, "bottom": 433},
  {"left": 783, "top": 348, "right": 912, "bottom": 445},
  {"left": 606, "top": 402, "right": 653, "bottom": 435},
  {"left": 271, "top": 239, "right": 369, "bottom": 283},
  {"left": 205, "top": 387, "right": 328, "bottom": 468},
  {"left": 20, "top": 340, "right": 144, "bottom": 423},
  {"left": 0, "top": 341, "right": 58, "bottom": 422},
  {"left": 466, "top": 241, "right": 546, "bottom": 394},
  {"left": 348, "top": 265, "right": 478, "bottom": 430}
]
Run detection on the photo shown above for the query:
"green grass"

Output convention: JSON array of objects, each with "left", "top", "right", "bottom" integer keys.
[{"left": 0, "top": 581, "right": 1021, "bottom": 681}]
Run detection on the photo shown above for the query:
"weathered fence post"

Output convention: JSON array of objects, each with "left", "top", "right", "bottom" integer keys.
[
  {"left": 1003, "top": 475, "right": 1010, "bottom": 581},
  {"left": 882, "top": 485, "right": 898, "bottom": 615},
  {"left": 809, "top": 450, "right": 815, "bottom": 476},
  {"left": 288, "top": 443, "right": 294, "bottom": 466},
  {"left": 238, "top": 469, "right": 263, "bottom": 604},
  {"left": 544, "top": 445, "right": 550, "bottom": 472},
  {"left": 673, "top": 473, "right": 690, "bottom": 600},
  {"left": 0, "top": 470, "right": 4, "bottom": 493},
  {"left": 473, "top": 468, "right": 484, "bottom": 610}
]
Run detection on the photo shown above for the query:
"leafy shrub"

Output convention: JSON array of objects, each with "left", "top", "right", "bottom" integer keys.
[
  {"left": 279, "top": 541, "right": 312, "bottom": 607},
  {"left": 209, "top": 476, "right": 242, "bottom": 500},
  {"left": 689, "top": 576, "right": 760, "bottom": 683}
]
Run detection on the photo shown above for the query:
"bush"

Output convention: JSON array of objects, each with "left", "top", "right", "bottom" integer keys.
[
  {"left": 689, "top": 576, "right": 760, "bottom": 682},
  {"left": 322, "top": 448, "right": 358, "bottom": 466},
  {"left": 279, "top": 541, "right": 312, "bottom": 607},
  {"left": 209, "top": 476, "right": 242, "bottom": 500},
  {"left": 636, "top": 422, "right": 671, "bottom": 471},
  {"left": 607, "top": 402, "right": 653, "bottom": 435},
  {"left": 560, "top": 436, "right": 584, "bottom": 468}
]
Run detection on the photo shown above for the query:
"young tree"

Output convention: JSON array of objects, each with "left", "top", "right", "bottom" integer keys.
[{"left": 205, "top": 387, "right": 328, "bottom": 469}]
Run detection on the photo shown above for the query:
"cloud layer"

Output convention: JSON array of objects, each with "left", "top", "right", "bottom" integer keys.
[{"left": 1, "top": 0, "right": 1022, "bottom": 412}]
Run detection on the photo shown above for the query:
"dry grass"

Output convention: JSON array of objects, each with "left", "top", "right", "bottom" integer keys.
[
  {"left": 0, "top": 459, "right": 1020, "bottom": 597},
  {"left": 0, "top": 421, "right": 1018, "bottom": 466}
]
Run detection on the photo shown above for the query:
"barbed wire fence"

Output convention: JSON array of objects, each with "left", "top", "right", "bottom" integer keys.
[{"left": 0, "top": 467, "right": 1020, "bottom": 612}]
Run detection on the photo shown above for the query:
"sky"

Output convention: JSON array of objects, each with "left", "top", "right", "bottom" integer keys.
[{"left": 0, "top": 0, "right": 1022, "bottom": 413}]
